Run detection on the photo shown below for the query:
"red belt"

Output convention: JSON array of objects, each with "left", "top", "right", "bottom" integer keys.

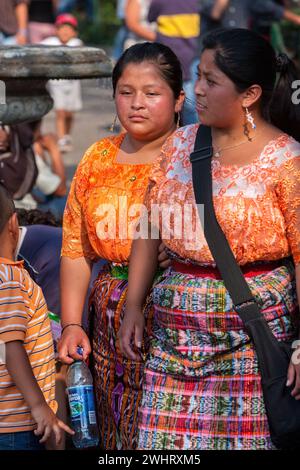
[{"left": 171, "top": 260, "right": 281, "bottom": 279}]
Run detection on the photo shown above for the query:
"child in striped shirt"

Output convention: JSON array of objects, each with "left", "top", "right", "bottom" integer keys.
[{"left": 0, "top": 184, "right": 74, "bottom": 450}]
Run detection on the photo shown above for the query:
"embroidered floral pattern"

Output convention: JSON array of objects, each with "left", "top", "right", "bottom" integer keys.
[
  {"left": 146, "top": 125, "right": 300, "bottom": 265},
  {"left": 62, "top": 134, "right": 155, "bottom": 263}
]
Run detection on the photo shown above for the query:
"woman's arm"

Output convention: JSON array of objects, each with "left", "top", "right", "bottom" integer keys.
[
  {"left": 295, "top": 264, "right": 300, "bottom": 306},
  {"left": 40, "top": 134, "right": 66, "bottom": 189},
  {"left": 125, "top": 0, "right": 156, "bottom": 41},
  {"left": 118, "top": 236, "right": 160, "bottom": 361},
  {"left": 58, "top": 256, "right": 92, "bottom": 363},
  {"left": 287, "top": 264, "right": 300, "bottom": 400},
  {"left": 15, "top": 1, "right": 28, "bottom": 45},
  {"left": 211, "top": 0, "right": 230, "bottom": 20}
]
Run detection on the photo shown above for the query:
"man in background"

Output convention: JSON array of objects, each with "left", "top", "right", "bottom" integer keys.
[
  {"left": 0, "top": 0, "right": 29, "bottom": 45},
  {"left": 199, "top": 0, "right": 300, "bottom": 35}
]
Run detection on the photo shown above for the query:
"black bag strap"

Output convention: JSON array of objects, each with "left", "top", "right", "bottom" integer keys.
[
  {"left": 190, "top": 124, "right": 264, "bottom": 327},
  {"left": 189, "top": 125, "right": 291, "bottom": 377}
]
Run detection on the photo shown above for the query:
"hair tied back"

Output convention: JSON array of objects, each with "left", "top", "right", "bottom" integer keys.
[{"left": 276, "top": 53, "right": 290, "bottom": 74}]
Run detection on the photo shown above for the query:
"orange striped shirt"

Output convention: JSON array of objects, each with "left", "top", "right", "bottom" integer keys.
[{"left": 0, "top": 257, "right": 56, "bottom": 433}]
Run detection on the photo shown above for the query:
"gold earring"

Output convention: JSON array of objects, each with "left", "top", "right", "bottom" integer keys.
[
  {"left": 176, "top": 112, "right": 180, "bottom": 128},
  {"left": 110, "top": 114, "right": 118, "bottom": 133}
]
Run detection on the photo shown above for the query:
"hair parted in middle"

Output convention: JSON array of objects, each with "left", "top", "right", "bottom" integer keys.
[{"left": 112, "top": 42, "right": 183, "bottom": 100}]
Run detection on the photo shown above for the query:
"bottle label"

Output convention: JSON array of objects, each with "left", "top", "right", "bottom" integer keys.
[{"left": 67, "top": 385, "right": 97, "bottom": 428}]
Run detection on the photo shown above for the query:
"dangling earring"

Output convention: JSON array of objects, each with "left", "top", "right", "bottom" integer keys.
[
  {"left": 243, "top": 107, "right": 256, "bottom": 141},
  {"left": 176, "top": 112, "right": 180, "bottom": 128},
  {"left": 110, "top": 114, "right": 118, "bottom": 133},
  {"left": 245, "top": 107, "right": 256, "bottom": 130}
]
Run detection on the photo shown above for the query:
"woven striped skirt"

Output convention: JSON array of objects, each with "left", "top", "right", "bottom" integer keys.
[
  {"left": 89, "top": 265, "right": 153, "bottom": 450},
  {"left": 138, "top": 263, "right": 298, "bottom": 450}
]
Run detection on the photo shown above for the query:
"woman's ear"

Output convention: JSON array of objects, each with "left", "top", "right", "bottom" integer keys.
[
  {"left": 242, "top": 84, "right": 262, "bottom": 109},
  {"left": 175, "top": 90, "right": 186, "bottom": 113}
]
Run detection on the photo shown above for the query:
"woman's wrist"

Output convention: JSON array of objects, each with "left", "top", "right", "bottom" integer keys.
[{"left": 61, "top": 323, "right": 84, "bottom": 335}]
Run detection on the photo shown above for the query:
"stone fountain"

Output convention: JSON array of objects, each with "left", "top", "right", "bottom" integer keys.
[{"left": 0, "top": 45, "right": 113, "bottom": 125}]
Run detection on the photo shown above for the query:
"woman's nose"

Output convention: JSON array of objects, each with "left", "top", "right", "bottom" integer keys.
[
  {"left": 131, "top": 92, "right": 145, "bottom": 109},
  {"left": 194, "top": 78, "right": 205, "bottom": 97}
]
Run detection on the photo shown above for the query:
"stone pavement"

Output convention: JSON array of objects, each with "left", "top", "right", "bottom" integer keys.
[{"left": 42, "top": 78, "right": 115, "bottom": 184}]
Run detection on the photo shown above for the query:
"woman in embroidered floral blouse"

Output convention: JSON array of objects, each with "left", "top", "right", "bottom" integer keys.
[
  {"left": 58, "top": 42, "right": 184, "bottom": 449},
  {"left": 119, "top": 29, "right": 300, "bottom": 450}
]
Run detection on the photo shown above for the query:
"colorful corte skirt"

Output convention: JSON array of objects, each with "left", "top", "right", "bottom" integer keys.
[
  {"left": 138, "top": 263, "right": 299, "bottom": 450},
  {"left": 89, "top": 264, "right": 153, "bottom": 450}
]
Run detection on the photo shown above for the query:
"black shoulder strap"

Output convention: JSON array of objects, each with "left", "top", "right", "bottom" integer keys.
[
  {"left": 190, "top": 125, "right": 264, "bottom": 327},
  {"left": 189, "top": 125, "right": 289, "bottom": 376}
]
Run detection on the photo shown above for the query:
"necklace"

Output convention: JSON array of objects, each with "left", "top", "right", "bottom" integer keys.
[{"left": 213, "top": 134, "right": 258, "bottom": 158}]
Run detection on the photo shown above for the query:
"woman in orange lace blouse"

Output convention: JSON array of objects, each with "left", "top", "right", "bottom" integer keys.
[
  {"left": 119, "top": 29, "right": 300, "bottom": 450},
  {"left": 58, "top": 42, "right": 184, "bottom": 449}
]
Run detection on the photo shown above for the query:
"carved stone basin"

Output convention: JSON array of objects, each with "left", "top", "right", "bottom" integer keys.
[{"left": 0, "top": 46, "right": 113, "bottom": 125}]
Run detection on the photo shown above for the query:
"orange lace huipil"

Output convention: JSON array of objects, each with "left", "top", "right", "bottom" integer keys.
[
  {"left": 62, "top": 134, "right": 154, "bottom": 263},
  {"left": 145, "top": 124, "right": 300, "bottom": 266},
  {"left": 61, "top": 134, "right": 159, "bottom": 450}
]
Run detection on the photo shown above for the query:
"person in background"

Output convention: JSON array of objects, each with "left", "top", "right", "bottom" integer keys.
[
  {"left": 57, "top": 0, "right": 76, "bottom": 15},
  {"left": 112, "top": 0, "right": 129, "bottom": 61},
  {"left": 28, "top": 0, "right": 57, "bottom": 44},
  {"left": 199, "top": 0, "right": 300, "bottom": 35},
  {"left": 58, "top": 42, "right": 184, "bottom": 450},
  {"left": 0, "top": 123, "right": 37, "bottom": 205},
  {"left": 124, "top": 0, "right": 156, "bottom": 49},
  {"left": 30, "top": 120, "right": 67, "bottom": 221},
  {"left": 0, "top": 120, "right": 66, "bottom": 221},
  {"left": 0, "top": 0, "right": 28, "bottom": 45},
  {"left": 0, "top": 184, "right": 74, "bottom": 450},
  {"left": 76, "top": 0, "right": 93, "bottom": 22},
  {"left": 57, "top": 0, "right": 93, "bottom": 22},
  {"left": 147, "top": 0, "right": 200, "bottom": 125},
  {"left": 41, "top": 13, "right": 83, "bottom": 153}
]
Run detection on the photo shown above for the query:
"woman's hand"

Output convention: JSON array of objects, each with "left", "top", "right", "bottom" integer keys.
[
  {"left": 118, "top": 307, "right": 145, "bottom": 362},
  {"left": 287, "top": 351, "right": 300, "bottom": 400},
  {"left": 158, "top": 242, "right": 171, "bottom": 269},
  {"left": 57, "top": 325, "right": 91, "bottom": 365}
]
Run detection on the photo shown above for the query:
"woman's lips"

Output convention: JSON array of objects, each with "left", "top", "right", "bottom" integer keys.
[
  {"left": 129, "top": 115, "right": 147, "bottom": 121},
  {"left": 196, "top": 102, "right": 207, "bottom": 112}
]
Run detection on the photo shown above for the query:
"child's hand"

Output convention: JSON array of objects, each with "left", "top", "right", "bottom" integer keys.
[
  {"left": 31, "top": 402, "right": 74, "bottom": 445},
  {"left": 118, "top": 307, "right": 145, "bottom": 361}
]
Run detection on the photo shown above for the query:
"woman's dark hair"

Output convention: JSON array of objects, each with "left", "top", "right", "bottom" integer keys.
[
  {"left": 202, "top": 28, "right": 300, "bottom": 141},
  {"left": 112, "top": 42, "right": 183, "bottom": 99}
]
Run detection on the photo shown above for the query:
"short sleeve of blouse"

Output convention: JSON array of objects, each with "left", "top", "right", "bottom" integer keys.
[
  {"left": 275, "top": 154, "right": 300, "bottom": 265},
  {"left": 61, "top": 142, "right": 99, "bottom": 260}
]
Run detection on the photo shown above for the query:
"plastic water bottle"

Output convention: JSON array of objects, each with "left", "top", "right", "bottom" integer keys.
[{"left": 66, "top": 350, "right": 99, "bottom": 449}]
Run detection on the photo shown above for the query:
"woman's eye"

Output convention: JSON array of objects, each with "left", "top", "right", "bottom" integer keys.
[{"left": 207, "top": 79, "right": 215, "bottom": 86}]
